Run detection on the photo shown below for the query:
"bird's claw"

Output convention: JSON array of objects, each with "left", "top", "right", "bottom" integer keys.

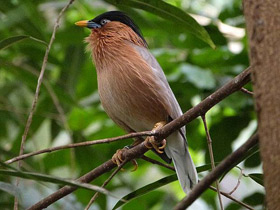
[
  {"left": 130, "top": 159, "right": 138, "bottom": 172},
  {"left": 112, "top": 149, "right": 125, "bottom": 171},
  {"left": 112, "top": 148, "right": 138, "bottom": 171},
  {"left": 144, "top": 136, "right": 166, "bottom": 153},
  {"left": 144, "top": 121, "right": 167, "bottom": 153}
]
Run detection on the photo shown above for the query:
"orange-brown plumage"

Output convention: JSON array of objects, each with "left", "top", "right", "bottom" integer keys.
[
  {"left": 86, "top": 21, "right": 169, "bottom": 132},
  {"left": 76, "top": 11, "right": 198, "bottom": 193}
]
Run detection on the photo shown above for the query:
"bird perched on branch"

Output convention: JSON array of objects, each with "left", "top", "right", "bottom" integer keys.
[{"left": 75, "top": 11, "right": 198, "bottom": 193}]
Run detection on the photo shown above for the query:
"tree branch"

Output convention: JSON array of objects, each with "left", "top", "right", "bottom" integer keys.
[
  {"left": 174, "top": 134, "right": 258, "bottom": 210},
  {"left": 240, "top": 87, "right": 254, "bottom": 96},
  {"left": 201, "top": 115, "right": 224, "bottom": 210},
  {"left": 209, "top": 186, "right": 254, "bottom": 210},
  {"left": 244, "top": 0, "right": 280, "bottom": 208},
  {"left": 27, "top": 67, "right": 252, "bottom": 210},
  {"left": 5, "top": 131, "right": 153, "bottom": 164},
  {"left": 18, "top": 0, "right": 75, "bottom": 163}
]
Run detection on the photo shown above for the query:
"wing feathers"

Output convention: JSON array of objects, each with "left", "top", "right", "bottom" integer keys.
[{"left": 130, "top": 43, "right": 198, "bottom": 192}]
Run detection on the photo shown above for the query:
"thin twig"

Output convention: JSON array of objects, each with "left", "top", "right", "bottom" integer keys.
[
  {"left": 5, "top": 131, "right": 153, "bottom": 164},
  {"left": 18, "top": 0, "right": 75, "bottom": 165},
  {"left": 201, "top": 115, "right": 224, "bottom": 210},
  {"left": 141, "top": 155, "right": 175, "bottom": 171},
  {"left": 229, "top": 168, "right": 243, "bottom": 195},
  {"left": 240, "top": 87, "right": 254, "bottom": 96},
  {"left": 174, "top": 134, "right": 258, "bottom": 210},
  {"left": 209, "top": 186, "right": 254, "bottom": 210},
  {"left": 85, "top": 161, "right": 127, "bottom": 210},
  {"left": 14, "top": 1, "right": 75, "bottom": 209}
]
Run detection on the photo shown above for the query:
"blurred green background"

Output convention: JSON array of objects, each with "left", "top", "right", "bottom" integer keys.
[{"left": 0, "top": 0, "right": 263, "bottom": 209}]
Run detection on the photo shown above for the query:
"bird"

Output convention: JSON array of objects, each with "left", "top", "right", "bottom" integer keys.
[{"left": 75, "top": 11, "right": 198, "bottom": 193}]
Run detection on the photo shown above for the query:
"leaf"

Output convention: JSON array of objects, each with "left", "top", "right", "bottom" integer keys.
[
  {"left": 105, "top": 0, "right": 215, "bottom": 48},
  {"left": 0, "top": 168, "right": 124, "bottom": 201},
  {"left": 243, "top": 192, "right": 264, "bottom": 206},
  {"left": 113, "top": 164, "right": 212, "bottom": 209},
  {"left": 113, "top": 174, "right": 176, "bottom": 210},
  {"left": 178, "top": 64, "right": 216, "bottom": 89},
  {"left": 0, "top": 35, "right": 47, "bottom": 50},
  {"left": 248, "top": 173, "right": 264, "bottom": 186},
  {"left": 244, "top": 150, "right": 261, "bottom": 168}
]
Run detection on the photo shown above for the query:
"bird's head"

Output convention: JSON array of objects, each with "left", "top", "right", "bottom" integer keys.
[{"left": 75, "top": 11, "right": 147, "bottom": 47}]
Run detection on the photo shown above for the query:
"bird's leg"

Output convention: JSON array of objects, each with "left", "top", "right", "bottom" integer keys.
[
  {"left": 112, "top": 139, "right": 141, "bottom": 172},
  {"left": 144, "top": 121, "right": 167, "bottom": 154},
  {"left": 112, "top": 148, "right": 126, "bottom": 167}
]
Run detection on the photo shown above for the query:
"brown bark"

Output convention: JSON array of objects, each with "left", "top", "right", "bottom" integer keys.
[{"left": 243, "top": 1, "right": 280, "bottom": 209}]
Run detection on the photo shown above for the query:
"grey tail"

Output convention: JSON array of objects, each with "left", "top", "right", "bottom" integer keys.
[{"left": 165, "top": 132, "right": 198, "bottom": 193}]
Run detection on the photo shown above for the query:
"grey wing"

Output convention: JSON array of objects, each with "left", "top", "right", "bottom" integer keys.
[
  {"left": 131, "top": 44, "right": 198, "bottom": 191},
  {"left": 130, "top": 44, "right": 185, "bottom": 134}
]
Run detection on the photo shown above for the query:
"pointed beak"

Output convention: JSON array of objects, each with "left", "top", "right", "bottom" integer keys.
[{"left": 75, "top": 20, "right": 101, "bottom": 29}]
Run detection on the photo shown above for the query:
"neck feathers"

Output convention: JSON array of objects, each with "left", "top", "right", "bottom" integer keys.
[{"left": 85, "top": 21, "right": 147, "bottom": 66}]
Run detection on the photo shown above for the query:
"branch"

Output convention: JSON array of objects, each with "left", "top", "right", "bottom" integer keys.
[
  {"left": 174, "top": 134, "right": 259, "bottom": 210},
  {"left": 141, "top": 155, "right": 175, "bottom": 171},
  {"left": 201, "top": 115, "right": 224, "bottom": 210},
  {"left": 209, "top": 186, "right": 254, "bottom": 210},
  {"left": 228, "top": 167, "right": 243, "bottom": 195},
  {"left": 27, "top": 67, "right": 252, "bottom": 210},
  {"left": 18, "top": 0, "right": 75, "bottom": 163},
  {"left": 240, "top": 87, "right": 254, "bottom": 96},
  {"left": 5, "top": 131, "right": 153, "bottom": 164}
]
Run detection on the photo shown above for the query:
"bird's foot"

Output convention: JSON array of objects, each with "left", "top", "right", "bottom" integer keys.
[
  {"left": 112, "top": 147, "right": 138, "bottom": 171},
  {"left": 144, "top": 121, "right": 167, "bottom": 154}
]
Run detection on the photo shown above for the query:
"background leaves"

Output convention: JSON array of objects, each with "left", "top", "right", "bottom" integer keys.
[
  {"left": 0, "top": 35, "right": 47, "bottom": 50},
  {"left": 105, "top": 0, "right": 215, "bottom": 48}
]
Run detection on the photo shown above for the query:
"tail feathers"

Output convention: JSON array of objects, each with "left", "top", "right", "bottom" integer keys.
[
  {"left": 165, "top": 132, "right": 198, "bottom": 193},
  {"left": 171, "top": 149, "right": 198, "bottom": 193}
]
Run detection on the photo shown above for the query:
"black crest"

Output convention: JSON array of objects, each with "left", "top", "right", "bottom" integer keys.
[{"left": 91, "top": 11, "right": 147, "bottom": 45}]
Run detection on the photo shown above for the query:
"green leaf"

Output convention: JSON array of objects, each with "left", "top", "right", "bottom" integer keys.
[
  {"left": 178, "top": 64, "right": 216, "bottom": 89},
  {"left": 248, "top": 173, "right": 264, "bottom": 186},
  {"left": 113, "top": 174, "right": 176, "bottom": 210},
  {"left": 105, "top": 0, "right": 215, "bottom": 48},
  {"left": 243, "top": 192, "right": 265, "bottom": 206},
  {"left": 0, "top": 168, "right": 124, "bottom": 201},
  {"left": 113, "top": 164, "right": 212, "bottom": 209},
  {"left": 244, "top": 150, "right": 261, "bottom": 168},
  {"left": 0, "top": 35, "right": 47, "bottom": 50}
]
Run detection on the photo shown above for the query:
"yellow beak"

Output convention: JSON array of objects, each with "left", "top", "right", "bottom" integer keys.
[{"left": 75, "top": 20, "right": 88, "bottom": 27}]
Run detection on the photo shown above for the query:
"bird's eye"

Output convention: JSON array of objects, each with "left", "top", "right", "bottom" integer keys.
[{"left": 100, "top": 19, "right": 110, "bottom": 25}]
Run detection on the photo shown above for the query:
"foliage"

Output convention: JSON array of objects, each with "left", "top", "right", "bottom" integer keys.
[{"left": 0, "top": 0, "right": 263, "bottom": 209}]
